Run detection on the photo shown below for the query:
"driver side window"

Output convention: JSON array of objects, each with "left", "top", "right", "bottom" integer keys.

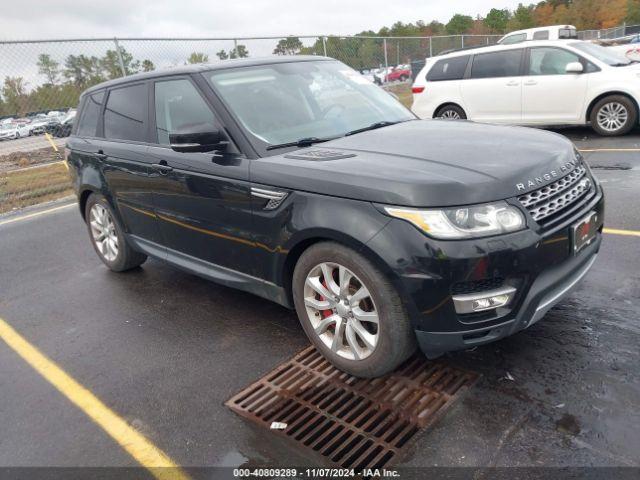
[
  {"left": 528, "top": 47, "right": 580, "bottom": 76},
  {"left": 154, "top": 79, "right": 216, "bottom": 145}
]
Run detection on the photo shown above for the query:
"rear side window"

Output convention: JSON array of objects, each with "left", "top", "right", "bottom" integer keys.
[
  {"left": 426, "top": 55, "right": 470, "bottom": 81},
  {"left": 154, "top": 79, "right": 216, "bottom": 145},
  {"left": 533, "top": 30, "right": 550, "bottom": 40},
  {"left": 471, "top": 50, "right": 523, "bottom": 79},
  {"left": 104, "top": 84, "right": 148, "bottom": 142},
  {"left": 76, "top": 92, "right": 104, "bottom": 137},
  {"left": 500, "top": 33, "right": 526, "bottom": 45},
  {"left": 559, "top": 28, "right": 577, "bottom": 39}
]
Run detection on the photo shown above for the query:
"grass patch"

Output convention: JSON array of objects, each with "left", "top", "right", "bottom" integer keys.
[
  {"left": 0, "top": 162, "right": 73, "bottom": 214},
  {"left": 385, "top": 83, "right": 413, "bottom": 109}
]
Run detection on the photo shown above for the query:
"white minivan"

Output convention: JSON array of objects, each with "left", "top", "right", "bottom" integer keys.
[{"left": 411, "top": 40, "right": 640, "bottom": 136}]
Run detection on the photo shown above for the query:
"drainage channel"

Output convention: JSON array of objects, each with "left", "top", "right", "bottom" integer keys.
[{"left": 226, "top": 346, "right": 479, "bottom": 471}]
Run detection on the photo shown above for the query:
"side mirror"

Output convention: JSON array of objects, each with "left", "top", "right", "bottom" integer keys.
[
  {"left": 565, "top": 62, "right": 584, "bottom": 74},
  {"left": 169, "top": 123, "right": 227, "bottom": 153}
]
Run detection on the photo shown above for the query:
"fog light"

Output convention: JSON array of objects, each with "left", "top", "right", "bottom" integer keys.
[{"left": 452, "top": 287, "right": 516, "bottom": 314}]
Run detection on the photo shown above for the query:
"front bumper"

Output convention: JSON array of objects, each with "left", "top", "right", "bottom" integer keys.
[{"left": 366, "top": 185, "right": 604, "bottom": 358}]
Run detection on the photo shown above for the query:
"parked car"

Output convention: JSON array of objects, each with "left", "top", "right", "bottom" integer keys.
[
  {"left": 599, "top": 35, "right": 640, "bottom": 62},
  {"left": 412, "top": 40, "right": 640, "bottom": 136},
  {"left": 68, "top": 57, "right": 603, "bottom": 377},
  {"left": 385, "top": 65, "right": 411, "bottom": 82},
  {"left": 29, "top": 115, "right": 52, "bottom": 135},
  {"left": 498, "top": 25, "right": 578, "bottom": 44},
  {"left": 48, "top": 113, "right": 75, "bottom": 137},
  {"left": 0, "top": 122, "right": 31, "bottom": 140}
]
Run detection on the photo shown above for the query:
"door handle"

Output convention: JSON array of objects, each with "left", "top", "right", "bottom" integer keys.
[
  {"left": 506, "top": 81, "right": 519, "bottom": 87},
  {"left": 152, "top": 162, "right": 173, "bottom": 174},
  {"left": 524, "top": 80, "right": 538, "bottom": 86},
  {"left": 95, "top": 150, "right": 107, "bottom": 160}
]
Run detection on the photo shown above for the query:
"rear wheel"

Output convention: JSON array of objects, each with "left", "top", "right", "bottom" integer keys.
[
  {"left": 292, "top": 242, "right": 416, "bottom": 378},
  {"left": 85, "top": 193, "right": 147, "bottom": 272},
  {"left": 590, "top": 95, "right": 637, "bottom": 136},
  {"left": 435, "top": 104, "right": 467, "bottom": 120}
]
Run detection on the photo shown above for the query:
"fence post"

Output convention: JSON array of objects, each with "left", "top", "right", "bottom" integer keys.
[
  {"left": 113, "top": 37, "right": 127, "bottom": 77},
  {"left": 461, "top": 35, "right": 465, "bottom": 49},
  {"left": 429, "top": 37, "right": 433, "bottom": 58},
  {"left": 383, "top": 38, "right": 388, "bottom": 81},
  {"left": 233, "top": 38, "right": 238, "bottom": 54},
  {"left": 322, "top": 36, "right": 327, "bottom": 57}
]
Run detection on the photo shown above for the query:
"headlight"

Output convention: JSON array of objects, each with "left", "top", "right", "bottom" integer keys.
[{"left": 385, "top": 201, "right": 526, "bottom": 239}]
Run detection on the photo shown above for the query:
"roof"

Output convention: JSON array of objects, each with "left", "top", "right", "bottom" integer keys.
[
  {"left": 437, "top": 39, "right": 583, "bottom": 58},
  {"left": 84, "top": 55, "right": 332, "bottom": 95}
]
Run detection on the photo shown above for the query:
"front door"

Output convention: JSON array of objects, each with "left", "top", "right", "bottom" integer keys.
[
  {"left": 147, "top": 77, "right": 255, "bottom": 275},
  {"left": 521, "top": 47, "right": 590, "bottom": 124},
  {"left": 460, "top": 48, "right": 524, "bottom": 123}
]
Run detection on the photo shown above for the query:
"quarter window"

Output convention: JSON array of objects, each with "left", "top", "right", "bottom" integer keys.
[
  {"left": 104, "top": 84, "right": 148, "bottom": 142},
  {"left": 426, "top": 55, "right": 470, "bottom": 81},
  {"left": 76, "top": 91, "right": 104, "bottom": 137},
  {"left": 154, "top": 79, "right": 216, "bottom": 145},
  {"left": 529, "top": 47, "right": 580, "bottom": 75},
  {"left": 471, "top": 50, "right": 523, "bottom": 79},
  {"left": 500, "top": 33, "right": 526, "bottom": 45}
]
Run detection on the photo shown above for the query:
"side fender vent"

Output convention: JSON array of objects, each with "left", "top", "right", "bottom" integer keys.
[{"left": 285, "top": 149, "right": 356, "bottom": 161}]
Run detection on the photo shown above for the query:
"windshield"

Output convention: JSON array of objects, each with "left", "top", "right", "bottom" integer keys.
[
  {"left": 206, "top": 60, "right": 414, "bottom": 149},
  {"left": 571, "top": 41, "right": 632, "bottom": 66}
]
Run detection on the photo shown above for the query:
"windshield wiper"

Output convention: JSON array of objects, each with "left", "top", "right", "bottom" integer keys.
[
  {"left": 344, "top": 120, "right": 407, "bottom": 137},
  {"left": 266, "top": 136, "right": 336, "bottom": 150}
]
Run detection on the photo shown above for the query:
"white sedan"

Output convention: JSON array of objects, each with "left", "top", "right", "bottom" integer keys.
[
  {"left": 411, "top": 40, "right": 639, "bottom": 136},
  {"left": 0, "top": 123, "right": 31, "bottom": 140}
]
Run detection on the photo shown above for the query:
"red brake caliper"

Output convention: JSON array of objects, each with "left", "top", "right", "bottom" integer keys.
[{"left": 319, "top": 278, "right": 333, "bottom": 320}]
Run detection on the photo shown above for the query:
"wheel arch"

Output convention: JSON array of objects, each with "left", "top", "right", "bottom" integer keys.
[
  {"left": 280, "top": 229, "right": 400, "bottom": 308},
  {"left": 433, "top": 102, "right": 466, "bottom": 119},
  {"left": 586, "top": 91, "right": 640, "bottom": 124}
]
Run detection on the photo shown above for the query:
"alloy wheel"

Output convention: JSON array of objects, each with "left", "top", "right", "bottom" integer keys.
[
  {"left": 89, "top": 204, "right": 119, "bottom": 262},
  {"left": 439, "top": 110, "right": 461, "bottom": 120},
  {"left": 597, "top": 102, "right": 628, "bottom": 133},
  {"left": 303, "top": 262, "right": 379, "bottom": 361}
]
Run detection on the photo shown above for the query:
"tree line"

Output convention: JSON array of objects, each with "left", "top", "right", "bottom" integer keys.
[{"left": 0, "top": 45, "right": 249, "bottom": 117}]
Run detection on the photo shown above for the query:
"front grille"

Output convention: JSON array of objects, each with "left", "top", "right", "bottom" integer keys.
[
  {"left": 518, "top": 164, "right": 593, "bottom": 223},
  {"left": 451, "top": 277, "right": 504, "bottom": 295}
]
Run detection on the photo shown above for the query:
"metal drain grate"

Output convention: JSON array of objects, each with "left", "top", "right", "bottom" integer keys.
[{"left": 226, "top": 346, "right": 478, "bottom": 471}]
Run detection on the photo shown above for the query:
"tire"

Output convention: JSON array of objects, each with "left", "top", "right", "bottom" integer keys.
[
  {"left": 590, "top": 95, "right": 637, "bottom": 136},
  {"left": 435, "top": 104, "right": 467, "bottom": 120},
  {"left": 84, "top": 193, "right": 147, "bottom": 272},
  {"left": 399, "top": 74, "right": 408, "bottom": 82},
  {"left": 292, "top": 242, "right": 416, "bottom": 378}
]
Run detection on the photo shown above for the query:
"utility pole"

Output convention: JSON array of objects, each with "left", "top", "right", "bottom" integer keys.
[{"left": 113, "top": 37, "right": 127, "bottom": 77}]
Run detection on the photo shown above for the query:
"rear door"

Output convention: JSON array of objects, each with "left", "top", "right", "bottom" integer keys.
[
  {"left": 521, "top": 46, "right": 591, "bottom": 124},
  {"left": 460, "top": 48, "right": 524, "bottom": 123},
  {"left": 92, "top": 82, "right": 164, "bottom": 250},
  {"left": 146, "top": 76, "right": 255, "bottom": 275}
]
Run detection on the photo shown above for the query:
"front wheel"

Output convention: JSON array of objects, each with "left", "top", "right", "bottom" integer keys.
[
  {"left": 292, "top": 242, "right": 416, "bottom": 378},
  {"left": 590, "top": 95, "right": 637, "bottom": 136}
]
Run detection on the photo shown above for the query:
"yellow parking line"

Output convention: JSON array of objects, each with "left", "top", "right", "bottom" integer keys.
[
  {"left": 0, "top": 316, "right": 189, "bottom": 480},
  {"left": 0, "top": 203, "right": 75, "bottom": 227},
  {"left": 604, "top": 227, "right": 640, "bottom": 237}
]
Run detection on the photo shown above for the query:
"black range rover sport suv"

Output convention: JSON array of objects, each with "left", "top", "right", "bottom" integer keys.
[{"left": 67, "top": 56, "right": 604, "bottom": 377}]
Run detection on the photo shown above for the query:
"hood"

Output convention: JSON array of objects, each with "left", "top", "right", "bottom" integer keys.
[{"left": 251, "top": 120, "right": 580, "bottom": 207}]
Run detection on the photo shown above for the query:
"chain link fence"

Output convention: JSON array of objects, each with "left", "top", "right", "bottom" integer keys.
[{"left": 0, "top": 26, "right": 631, "bottom": 213}]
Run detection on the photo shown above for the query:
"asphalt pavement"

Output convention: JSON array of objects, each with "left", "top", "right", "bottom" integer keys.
[
  {"left": 0, "top": 127, "right": 638, "bottom": 475},
  {"left": 0, "top": 134, "right": 65, "bottom": 156}
]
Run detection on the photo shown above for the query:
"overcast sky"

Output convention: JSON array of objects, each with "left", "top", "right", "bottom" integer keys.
[{"left": 2, "top": 0, "right": 526, "bottom": 40}]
